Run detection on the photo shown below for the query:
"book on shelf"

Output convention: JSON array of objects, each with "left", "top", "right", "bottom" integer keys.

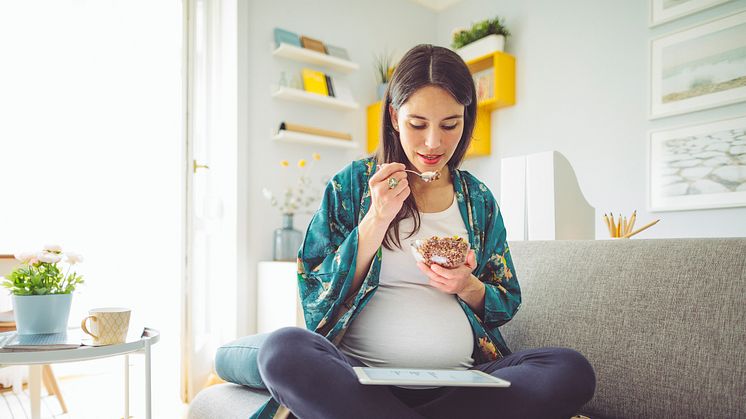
[
  {"left": 301, "top": 68, "right": 329, "bottom": 96},
  {"left": 279, "top": 122, "right": 352, "bottom": 141},
  {"left": 0, "top": 330, "right": 83, "bottom": 351},
  {"left": 325, "top": 75, "right": 335, "bottom": 97},
  {"left": 300, "top": 35, "right": 326, "bottom": 54},
  {"left": 273, "top": 27, "right": 301, "bottom": 48},
  {"left": 472, "top": 67, "right": 494, "bottom": 102},
  {"left": 325, "top": 44, "right": 350, "bottom": 60}
]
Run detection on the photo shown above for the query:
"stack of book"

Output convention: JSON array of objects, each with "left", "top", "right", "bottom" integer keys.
[
  {"left": 0, "top": 330, "right": 83, "bottom": 351},
  {"left": 301, "top": 68, "right": 336, "bottom": 98}
]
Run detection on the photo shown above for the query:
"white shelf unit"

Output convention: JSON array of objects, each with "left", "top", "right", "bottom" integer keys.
[
  {"left": 272, "top": 43, "right": 359, "bottom": 73},
  {"left": 272, "top": 86, "right": 359, "bottom": 111},
  {"left": 273, "top": 130, "right": 358, "bottom": 150}
]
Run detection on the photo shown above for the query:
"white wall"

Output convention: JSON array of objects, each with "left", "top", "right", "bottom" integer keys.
[
  {"left": 437, "top": 0, "right": 746, "bottom": 239},
  {"left": 238, "top": 0, "right": 438, "bottom": 334},
  {"left": 238, "top": 0, "right": 746, "bottom": 333}
]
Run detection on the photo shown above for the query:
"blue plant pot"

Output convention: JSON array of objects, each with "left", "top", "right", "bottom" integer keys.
[
  {"left": 13, "top": 294, "right": 73, "bottom": 335},
  {"left": 377, "top": 83, "right": 388, "bottom": 101}
]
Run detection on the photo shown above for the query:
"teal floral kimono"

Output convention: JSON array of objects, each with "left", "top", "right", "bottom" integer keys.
[{"left": 251, "top": 156, "right": 521, "bottom": 419}]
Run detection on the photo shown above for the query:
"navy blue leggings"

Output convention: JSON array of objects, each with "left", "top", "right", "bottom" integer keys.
[{"left": 257, "top": 327, "right": 595, "bottom": 419}]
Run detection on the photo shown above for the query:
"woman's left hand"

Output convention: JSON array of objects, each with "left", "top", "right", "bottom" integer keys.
[{"left": 417, "top": 249, "right": 482, "bottom": 297}]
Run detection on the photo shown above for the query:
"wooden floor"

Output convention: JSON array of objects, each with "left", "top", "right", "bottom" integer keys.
[{"left": 0, "top": 356, "right": 187, "bottom": 419}]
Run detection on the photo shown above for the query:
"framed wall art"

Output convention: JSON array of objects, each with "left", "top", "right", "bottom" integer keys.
[
  {"left": 648, "top": 115, "right": 746, "bottom": 211},
  {"left": 650, "top": 10, "right": 746, "bottom": 119},
  {"left": 650, "top": 0, "right": 733, "bottom": 26}
]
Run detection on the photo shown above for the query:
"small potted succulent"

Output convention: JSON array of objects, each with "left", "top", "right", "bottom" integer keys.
[
  {"left": 1, "top": 245, "right": 84, "bottom": 334},
  {"left": 373, "top": 50, "right": 395, "bottom": 101},
  {"left": 452, "top": 16, "right": 511, "bottom": 62}
]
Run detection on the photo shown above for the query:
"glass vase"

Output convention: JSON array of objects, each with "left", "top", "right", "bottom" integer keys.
[{"left": 273, "top": 213, "right": 303, "bottom": 261}]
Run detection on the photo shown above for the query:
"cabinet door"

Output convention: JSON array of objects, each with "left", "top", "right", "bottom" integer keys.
[{"left": 257, "top": 262, "right": 305, "bottom": 333}]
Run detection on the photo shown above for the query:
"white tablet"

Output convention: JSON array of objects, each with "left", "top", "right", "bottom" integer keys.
[{"left": 353, "top": 367, "right": 510, "bottom": 388}]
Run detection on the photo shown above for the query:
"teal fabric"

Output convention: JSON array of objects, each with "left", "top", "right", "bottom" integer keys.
[
  {"left": 215, "top": 333, "right": 269, "bottom": 390},
  {"left": 251, "top": 156, "right": 521, "bottom": 419}
]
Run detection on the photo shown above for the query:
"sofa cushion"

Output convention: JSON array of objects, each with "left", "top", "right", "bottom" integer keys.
[
  {"left": 188, "top": 383, "right": 270, "bottom": 419},
  {"left": 215, "top": 332, "right": 269, "bottom": 389},
  {"left": 502, "top": 238, "right": 746, "bottom": 419}
]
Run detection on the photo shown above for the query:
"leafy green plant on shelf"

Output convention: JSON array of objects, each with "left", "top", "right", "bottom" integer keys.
[{"left": 451, "top": 16, "right": 511, "bottom": 49}]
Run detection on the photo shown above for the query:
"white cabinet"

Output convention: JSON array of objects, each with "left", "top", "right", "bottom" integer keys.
[{"left": 257, "top": 261, "right": 305, "bottom": 333}]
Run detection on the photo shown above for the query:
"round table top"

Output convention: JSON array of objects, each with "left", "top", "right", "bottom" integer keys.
[{"left": 0, "top": 327, "right": 159, "bottom": 365}]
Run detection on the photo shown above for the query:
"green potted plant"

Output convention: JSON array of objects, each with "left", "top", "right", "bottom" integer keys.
[
  {"left": 1, "top": 245, "right": 84, "bottom": 334},
  {"left": 451, "top": 16, "right": 511, "bottom": 62},
  {"left": 373, "top": 50, "right": 395, "bottom": 101}
]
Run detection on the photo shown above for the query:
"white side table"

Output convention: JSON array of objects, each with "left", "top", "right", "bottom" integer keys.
[
  {"left": 0, "top": 327, "right": 159, "bottom": 419},
  {"left": 257, "top": 261, "right": 304, "bottom": 333}
]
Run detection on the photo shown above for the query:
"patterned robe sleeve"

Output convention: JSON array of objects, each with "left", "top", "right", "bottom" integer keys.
[
  {"left": 478, "top": 190, "right": 522, "bottom": 329},
  {"left": 296, "top": 164, "right": 362, "bottom": 335}
]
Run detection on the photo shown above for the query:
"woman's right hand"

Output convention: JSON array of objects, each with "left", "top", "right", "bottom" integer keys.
[{"left": 367, "top": 162, "right": 410, "bottom": 224}]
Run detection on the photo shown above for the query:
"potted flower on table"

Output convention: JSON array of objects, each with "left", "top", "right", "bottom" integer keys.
[{"left": 1, "top": 245, "right": 84, "bottom": 335}]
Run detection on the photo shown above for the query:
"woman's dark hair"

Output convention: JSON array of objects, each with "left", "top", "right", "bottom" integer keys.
[{"left": 376, "top": 44, "right": 477, "bottom": 251}]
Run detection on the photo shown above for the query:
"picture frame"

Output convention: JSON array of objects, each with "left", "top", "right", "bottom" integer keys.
[
  {"left": 648, "top": 115, "right": 746, "bottom": 212},
  {"left": 649, "top": 0, "right": 732, "bottom": 27},
  {"left": 649, "top": 10, "right": 746, "bottom": 119}
]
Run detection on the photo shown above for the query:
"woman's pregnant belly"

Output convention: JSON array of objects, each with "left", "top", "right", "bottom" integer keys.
[{"left": 339, "top": 282, "right": 475, "bottom": 369}]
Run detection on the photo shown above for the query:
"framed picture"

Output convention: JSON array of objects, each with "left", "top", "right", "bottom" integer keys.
[
  {"left": 648, "top": 115, "right": 746, "bottom": 212},
  {"left": 650, "top": 10, "right": 746, "bottom": 119},
  {"left": 649, "top": 0, "right": 732, "bottom": 26}
]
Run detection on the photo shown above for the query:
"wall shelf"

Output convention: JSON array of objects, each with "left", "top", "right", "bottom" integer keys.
[
  {"left": 272, "top": 86, "right": 359, "bottom": 111},
  {"left": 272, "top": 43, "right": 360, "bottom": 73},
  {"left": 467, "top": 51, "right": 516, "bottom": 111},
  {"left": 273, "top": 130, "right": 358, "bottom": 150}
]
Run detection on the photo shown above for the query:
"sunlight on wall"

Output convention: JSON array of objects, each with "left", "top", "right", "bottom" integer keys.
[{"left": 0, "top": 1, "right": 183, "bottom": 416}]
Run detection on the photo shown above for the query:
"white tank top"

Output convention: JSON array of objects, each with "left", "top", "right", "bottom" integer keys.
[{"left": 339, "top": 194, "right": 475, "bottom": 371}]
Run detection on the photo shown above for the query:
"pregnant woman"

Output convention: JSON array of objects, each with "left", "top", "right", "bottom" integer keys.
[{"left": 254, "top": 44, "right": 596, "bottom": 419}]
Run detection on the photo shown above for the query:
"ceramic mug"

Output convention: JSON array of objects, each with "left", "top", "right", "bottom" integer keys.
[{"left": 81, "top": 307, "right": 131, "bottom": 345}]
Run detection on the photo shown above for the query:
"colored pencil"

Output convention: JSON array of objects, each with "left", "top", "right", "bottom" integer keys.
[{"left": 623, "top": 219, "right": 660, "bottom": 239}]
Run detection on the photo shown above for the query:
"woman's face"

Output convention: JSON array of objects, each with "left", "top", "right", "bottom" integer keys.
[{"left": 389, "top": 85, "right": 465, "bottom": 176}]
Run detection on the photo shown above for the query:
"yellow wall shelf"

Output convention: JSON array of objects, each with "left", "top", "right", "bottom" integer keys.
[{"left": 366, "top": 51, "right": 515, "bottom": 157}]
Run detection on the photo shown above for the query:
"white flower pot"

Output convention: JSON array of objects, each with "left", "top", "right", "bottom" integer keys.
[{"left": 456, "top": 34, "right": 505, "bottom": 62}]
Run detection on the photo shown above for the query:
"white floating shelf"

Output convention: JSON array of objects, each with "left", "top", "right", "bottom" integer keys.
[
  {"left": 274, "top": 130, "right": 358, "bottom": 149},
  {"left": 272, "top": 43, "right": 359, "bottom": 73},
  {"left": 272, "top": 86, "right": 359, "bottom": 111}
]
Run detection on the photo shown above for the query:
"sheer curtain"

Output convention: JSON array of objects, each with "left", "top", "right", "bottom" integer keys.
[
  {"left": 182, "top": 0, "right": 239, "bottom": 402},
  {"left": 0, "top": 1, "right": 184, "bottom": 415}
]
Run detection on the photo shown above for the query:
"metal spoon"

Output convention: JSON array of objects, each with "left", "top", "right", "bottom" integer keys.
[
  {"left": 377, "top": 165, "right": 441, "bottom": 183},
  {"left": 406, "top": 169, "right": 440, "bottom": 182}
]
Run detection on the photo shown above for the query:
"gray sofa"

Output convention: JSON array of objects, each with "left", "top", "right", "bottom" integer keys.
[{"left": 188, "top": 238, "right": 746, "bottom": 418}]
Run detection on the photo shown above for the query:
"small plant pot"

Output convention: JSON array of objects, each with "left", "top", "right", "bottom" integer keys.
[
  {"left": 13, "top": 294, "right": 73, "bottom": 335},
  {"left": 456, "top": 34, "right": 505, "bottom": 62},
  {"left": 376, "top": 83, "right": 388, "bottom": 101}
]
